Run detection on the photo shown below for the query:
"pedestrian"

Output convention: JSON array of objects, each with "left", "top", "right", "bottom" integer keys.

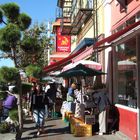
[
  {"left": 93, "top": 84, "right": 110, "bottom": 135},
  {"left": 74, "top": 83, "right": 82, "bottom": 103},
  {"left": 29, "top": 82, "right": 37, "bottom": 121},
  {"left": 67, "top": 83, "right": 77, "bottom": 102},
  {"left": 2, "top": 86, "right": 17, "bottom": 119},
  {"left": 44, "top": 82, "right": 50, "bottom": 93},
  {"left": 66, "top": 83, "right": 77, "bottom": 113},
  {"left": 46, "top": 82, "right": 57, "bottom": 118},
  {"left": 44, "top": 82, "right": 50, "bottom": 118},
  {"left": 30, "top": 83, "right": 47, "bottom": 136}
]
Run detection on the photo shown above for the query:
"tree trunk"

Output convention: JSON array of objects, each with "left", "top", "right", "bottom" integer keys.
[
  {"left": 15, "top": 73, "right": 23, "bottom": 140},
  {"left": 11, "top": 47, "right": 23, "bottom": 139}
]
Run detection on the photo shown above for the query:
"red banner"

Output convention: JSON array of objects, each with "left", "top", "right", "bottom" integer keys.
[{"left": 56, "top": 27, "right": 71, "bottom": 52}]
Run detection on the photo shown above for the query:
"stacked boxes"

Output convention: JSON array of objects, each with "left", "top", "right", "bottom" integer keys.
[
  {"left": 74, "top": 123, "right": 92, "bottom": 137},
  {"left": 69, "top": 116, "right": 92, "bottom": 137},
  {"left": 69, "top": 116, "right": 82, "bottom": 134},
  {"left": 65, "top": 112, "right": 74, "bottom": 121}
]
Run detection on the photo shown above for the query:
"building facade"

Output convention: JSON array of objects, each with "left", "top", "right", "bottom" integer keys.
[
  {"left": 110, "top": 0, "right": 140, "bottom": 139},
  {"left": 45, "top": 1, "right": 140, "bottom": 139}
]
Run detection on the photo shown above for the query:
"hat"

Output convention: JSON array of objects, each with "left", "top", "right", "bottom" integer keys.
[{"left": 8, "top": 86, "right": 15, "bottom": 92}]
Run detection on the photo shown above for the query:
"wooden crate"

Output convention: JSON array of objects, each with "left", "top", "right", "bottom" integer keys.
[
  {"left": 69, "top": 116, "right": 83, "bottom": 134},
  {"left": 74, "top": 123, "right": 92, "bottom": 137}
]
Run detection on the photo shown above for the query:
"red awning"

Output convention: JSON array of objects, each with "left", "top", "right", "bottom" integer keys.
[
  {"left": 44, "top": 20, "right": 140, "bottom": 74},
  {"left": 43, "top": 48, "right": 84, "bottom": 73},
  {"left": 93, "top": 20, "right": 140, "bottom": 49},
  {"left": 73, "top": 20, "right": 140, "bottom": 63}
]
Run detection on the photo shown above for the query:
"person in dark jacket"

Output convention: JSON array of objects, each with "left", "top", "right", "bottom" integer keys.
[
  {"left": 46, "top": 82, "right": 57, "bottom": 118},
  {"left": 93, "top": 87, "right": 110, "bottom": 135},
  {"left": 31, "top": 84, "right": 48, "bottom": 136}
]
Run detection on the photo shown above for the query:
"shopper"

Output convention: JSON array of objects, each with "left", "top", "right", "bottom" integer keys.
[
  {"left": 93, "top": 85, "right": 110, "bottom": 135},
  {"left": 2, "top": 87, "right": 17, "bottom": 119},
  {"left": 29, "top": 82, "right": 37, "bottom": 121},
  {"left": 66, "top": 83, "right": 77, "bottom": 113},
  {"left": 46, "top": 82, "right": 57, "bottom": 118},
  {"left": 31, "top": 83, "right": 47, "bottom": 136},
  {"left": 67, "top": 83, "right": 77, "bottom": 102}
]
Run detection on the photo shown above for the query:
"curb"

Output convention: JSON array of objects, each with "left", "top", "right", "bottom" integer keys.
[{"left": 115, "top": 131, "right": 131, "bottom": 140}]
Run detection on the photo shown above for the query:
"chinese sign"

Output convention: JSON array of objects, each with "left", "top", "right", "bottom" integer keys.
[{"left": 56, "top": 27, "right": 71, "bottom": 52}]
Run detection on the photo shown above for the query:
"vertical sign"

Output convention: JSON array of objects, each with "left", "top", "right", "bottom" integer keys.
[{"left": 56, "top": 27, "right": 71, "bottom": 52}]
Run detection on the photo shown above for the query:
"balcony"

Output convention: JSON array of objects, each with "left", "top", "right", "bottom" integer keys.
[{"left": 60, "top": 0, "right": 93, "bottom": 35}]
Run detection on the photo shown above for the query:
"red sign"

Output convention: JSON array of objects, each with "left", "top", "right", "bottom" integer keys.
[{"left": 56, "top": 27, "right": 71, "bottom": 52}]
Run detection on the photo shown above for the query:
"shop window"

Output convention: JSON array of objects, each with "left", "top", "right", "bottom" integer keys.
[
  {"left": 126, "top": 16, "right": 135, "bottom": 26},
  {"left": 136, "top": 11, "right": 140, "bottom": 21},
  {"left": 116, "top": 37, "right": 137, "bottom": 108}
]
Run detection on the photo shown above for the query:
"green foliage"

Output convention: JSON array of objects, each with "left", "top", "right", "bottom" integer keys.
[
  {"left": 0, "top": 66, "right": 18, "bottom": 83},
  {"left": 9, "top": 109, "right": 18, "bottom": 121},
  {"left": 2, "top": 23, "right": 21, "bottom": 43},
  {"left": 21, "top": 36, "right": 39, "bottom": 53},
  {"left": 25, "top": 64, "right": 42, "bottom": 78},
  {"left": 22, "top": 82, "right": 32, "bottom": 94},
  {"left": 0, "top": 122, "right": 10, "bottom": 133},
  {"left": 18, "top": 13, "right": 31, "bottom": 30},
  {"left": 0, "top": 28, "right": 11, "bottom": 52},
  {"left": 0, "top": 91, "right": 7, "bottom": 100},
  {"left": 1, "top": 2, "right": 19, "bottom": 23},
  {"left": 0, "top": 84, "right": 8, "bottom": 99},
  {"left": 21, "top": 22, "right": 53, "bottom": 67}
]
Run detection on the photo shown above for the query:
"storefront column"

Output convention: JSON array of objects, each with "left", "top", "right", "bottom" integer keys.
[
  {"left": 112, "top": 44, "right": 118, "bottom": 103},
  {"left": 136, "top": 35, "right": 140, "bottom": 140}
]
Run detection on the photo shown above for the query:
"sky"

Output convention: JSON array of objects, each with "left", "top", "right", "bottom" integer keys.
[{"left": 0, "top": 0, "right": 57, "bottom": 67}]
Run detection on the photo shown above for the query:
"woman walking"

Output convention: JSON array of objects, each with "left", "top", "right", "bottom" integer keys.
[{"left": 31, "top": 83, "right": 48, "bottom": 136}]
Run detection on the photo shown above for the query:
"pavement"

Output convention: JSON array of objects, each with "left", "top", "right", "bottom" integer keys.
[{"left": 0, "top": 117, "right": 130, "bottom": 140}]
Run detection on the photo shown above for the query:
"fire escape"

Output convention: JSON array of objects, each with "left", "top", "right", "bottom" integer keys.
[{"left": 57, "top": 0, "right": 93, "bottom": 35}]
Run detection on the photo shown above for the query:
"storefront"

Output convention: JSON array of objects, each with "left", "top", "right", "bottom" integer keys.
[{"left": 112, "top": 26, "right": 140, "bottom": 140}]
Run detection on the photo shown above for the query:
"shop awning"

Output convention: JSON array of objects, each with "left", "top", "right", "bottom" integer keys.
[
  {"left": 57, "top": 64, "right": 105, "bottom": 78},
  {"left": 62, "top": 60, "right": 102, "bottom": 72},
  {"left": 43, "top": 20, "right": 140, "bottom": 74},
  {"left": 71, "top": 38, "right": 95, "bottom": 54},
  {"left": 43, "top": 48, "right": 84, "bottom": 73},
  {"left": 73, "top": 20, "right": 140, "bottom": 63},
  {"left": 93, "top": 20, "right": 140, "bottom": 49}
]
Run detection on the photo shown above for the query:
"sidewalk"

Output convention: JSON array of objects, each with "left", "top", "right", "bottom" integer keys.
[{"left": 0, "top": 117, "right": 129, "bottom": 140}]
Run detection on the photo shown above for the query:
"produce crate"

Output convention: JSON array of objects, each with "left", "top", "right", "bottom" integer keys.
[
  {"left": 69, "top": 116, "right": 83, "bottom": 134},
  {"left": 74, "top": 123, "right": 92, "bottom": 137},
  {"left": 65, "top": 112, "right": 73, "bottom": 121}
]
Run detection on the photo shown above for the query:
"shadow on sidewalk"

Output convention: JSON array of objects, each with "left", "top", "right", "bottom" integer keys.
[
  {"left": 21, "top": 126, "right": 70, "bottom": 140},
  {"left": 21, "top": 117, "right": 67, "bottom": 139}
]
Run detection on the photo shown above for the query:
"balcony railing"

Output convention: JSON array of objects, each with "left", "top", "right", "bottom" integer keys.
[{"left": 60, "top": 0, "right": 93, "bottom": 35}]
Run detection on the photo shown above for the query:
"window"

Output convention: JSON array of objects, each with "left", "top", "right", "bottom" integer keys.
[{"left": 116, "top": 37, "right": 137, "bottom": 108}]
